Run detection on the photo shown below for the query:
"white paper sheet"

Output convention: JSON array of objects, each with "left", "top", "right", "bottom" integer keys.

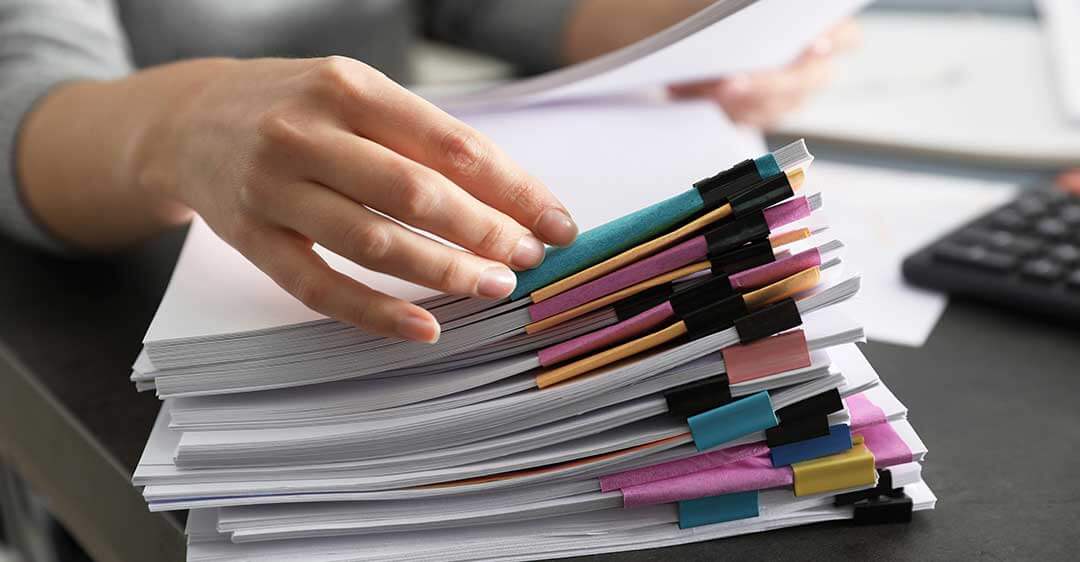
[
  {"left": 775, "top": 13, "right": 1080, "bottom": 168},
  {"left": 1037, "top": 0, "right": 1080, "bottom": 124},
  {"left": 810, "top": 161, "right": 1016, "bottom": 346},
  {"left": 437, "top": 0, "right": 870, "bottom": 111}
]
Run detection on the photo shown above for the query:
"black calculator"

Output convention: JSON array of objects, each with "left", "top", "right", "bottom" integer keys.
[{"left": 902, "top": 187, "right": 1080, "bottom": 322}]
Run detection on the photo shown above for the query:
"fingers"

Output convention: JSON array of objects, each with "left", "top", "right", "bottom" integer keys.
[
  {"left": 315, "top": 57, "right": 578, "bottom": 246},
  {"left": 295, "top": 125, "right": 547, "bottom": 270},
  {"left": 1057, "top": 169, "right": 1080, "bottom": 195},
  {"left": 701, "top": 54, "right": 833, "bottom": 127},
  {"left": 736, "top": 57, "right": 832, "bottom": 125},
  {"left": 235, "top": 225, "right": 441, "bottom": 342},
  {"left": 253, "top": 180, "right": 520, "bottom": 300},
  {"left": 818, "top": 19, "right": 862, "bottom": 56},
  {"left": 669, "top": 21, "right": 857, "bottom": 127}
]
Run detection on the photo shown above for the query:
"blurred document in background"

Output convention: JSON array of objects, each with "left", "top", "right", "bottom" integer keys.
[
  {"left": 438, "top": 0, "right": 869, "bottom": 111},
  {"left": 774, "top": 12, "right": 1080, "bottom": 168},
  {"left": 1037, "top": 0, "right": 1080, "bottom": 124},
  {"left": 811, "top": 162, "right": 1015, "bottom": 346}
]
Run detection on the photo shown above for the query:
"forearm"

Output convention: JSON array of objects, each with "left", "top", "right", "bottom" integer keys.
[
  {"left": 561, "top": 0, "right": 709, "bottom": 64},
  {"left": 16, "top": 61, "right": 225, "bottom": 251}
]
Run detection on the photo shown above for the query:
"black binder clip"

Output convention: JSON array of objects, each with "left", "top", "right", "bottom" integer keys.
[
  {"left": 852, "top": 494, "right": 914, "bottom": 525},
  {"left": 836, "top": 468, "right": 913, "bottom": 525},
  {"left": 709, "top": 239, "right": 775, "bottom": 276},
  {"left": 703, "top": 211, "right": 770, "bottom": 258},
  {"left": 733, "top": 298, "right": 802, "bottom": 344},
  {"left": 776, "top": 389, "right": 843, "bottom": 424},
  {"left": 834, "top": 469, "right": 903, "bottom": 506},
  {"left": 664, "top": 374, "right": 732, "bottom": 418},
  {"left": 682, "top": 296, "right": 747, "bottom": 341},
  {"left": 613, "top": 284, "right": 676, "bottom": 322},
  {"left": 693, "top": 159, "right": 761, "bottom": 209},
  {"left": 765, "top": 414, "right": 830, "bottom": 447},
  {"left": 765, "top": 389, "right": 844, "bottom": 447}
]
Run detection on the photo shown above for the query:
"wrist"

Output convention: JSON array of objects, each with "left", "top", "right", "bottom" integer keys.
[{"left": 129, "top": 58, "right": 238, "bottom": 225}]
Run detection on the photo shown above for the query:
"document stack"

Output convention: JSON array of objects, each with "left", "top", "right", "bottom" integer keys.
[
  {"left": 130, "top": 136, "right": 935, "bottom": 561},
  {"left": 128, "top": 2, "right": 933, "bottom": 560}
]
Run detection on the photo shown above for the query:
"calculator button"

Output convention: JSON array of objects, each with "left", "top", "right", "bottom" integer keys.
[
  {"left": 990, "top": 231, "right": 1042, "bottom": 255},
  {"left": 1034, "top": 218, "right": 1068, "bottom": 239},
  {"left": 1042, "top": 190, "right": 1071, "bottom": 204},
  {"left": 1013, "top": 197, "right": 1047, "bottom": 217},
  {"left": 1050, "top": 244, "right": 1080, "bottom": 265},
  {"left": 1020, "top": 259, "right": 1063, "bottom": 282},
  {"left": 954, "top": 228, "right": 1042, "bottom": 256},
  {"left": 934, "top": 243, "right": 1016, "bottom": 271},
  {"left": 1067, "top": 270, "right": 1080, "bottom": 291},
  {"left": 991, "top": 209, "right": 1028, "bottom": 230},
  {"left": 1059, "top": 204, "right": 1080, "bottom": 225}
]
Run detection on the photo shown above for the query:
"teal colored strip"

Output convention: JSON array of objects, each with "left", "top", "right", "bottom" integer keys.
[
  {"left": 678, "top": 490, "right": 760, "bottom": 529},
  {"left": 753, "top": 154, "right": 781, "bottom": 178},
  {"left": 688, "top": 391, "right": 778, "bottom": 451},
  {"left": 770, "top": 424, "right": 853, "bottom": 467},
  {"left": 511, "top": 189, "right": 705, "bottom": 300}
]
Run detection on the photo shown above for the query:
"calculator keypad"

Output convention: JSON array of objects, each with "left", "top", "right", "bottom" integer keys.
[{"left": 932, "top": 190, "right": 1080, "bottom": 292}]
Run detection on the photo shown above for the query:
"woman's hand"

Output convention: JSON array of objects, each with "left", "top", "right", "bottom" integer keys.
[
  {"left": 669, "top": 20, "right": 862, "bottom": 128},
  {"left": 21, "top": 57, "right": 577, "bottom": 342},
  {"left": 146, "top": 57, "right": 580, "bottom": 342}
]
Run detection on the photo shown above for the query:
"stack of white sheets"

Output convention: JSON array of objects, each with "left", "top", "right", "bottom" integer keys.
[{"left": 128, "top": 2, "right": 935, "bottom": 560}]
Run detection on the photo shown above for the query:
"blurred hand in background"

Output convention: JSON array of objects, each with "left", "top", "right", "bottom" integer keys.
[{"left": 669, "top": 20, "right": 862, "bottom": 128}]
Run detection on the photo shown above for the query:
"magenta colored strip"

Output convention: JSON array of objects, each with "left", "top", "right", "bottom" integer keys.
[
  {"left": 529, "top": 235, "right": 708, "bottom": 322},
  {"left": 857, "top": 422, "right": 913, "bottom": 468},
  {"left": 729, "top": 248, "right": 821, "bottom": 291},
  {"left": 846, "top": 393, "right": 887, "bottom": 430},
  {"left": 537, "top": 302, "right": 674, "bottom": 367},
  {"left": 763, "top": 196, "right": 811, "bottom": 230},
  {"left": 619, "top": 421, "right": 913, "bottom": 508},
  {"left": 600, "top": 442, "right": 768, "bottom": 492},
  {"left": 620, "top": 455, "right": 793, "bottom": 508}
]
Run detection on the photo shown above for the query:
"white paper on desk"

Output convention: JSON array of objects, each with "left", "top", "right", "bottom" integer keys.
[
  {"left": 143, "top": 100, "right": 764, "bottom": 343},
  {"left": 810, "top": 161, "right": 1016, "bottom": 347},
  {"left": 437, "top": 0, "right": 870, "bottom": 112},
  {"left": 775, "top": 13, "right": 1080, "bottom": 168}
]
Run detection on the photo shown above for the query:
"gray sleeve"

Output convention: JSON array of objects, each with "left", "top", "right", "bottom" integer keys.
[
  {"left": 422, "top": 0, "right": 579, "bottom": 74},
  {"left": 0, "top": 0, "right": 133, "bottom": 251}
]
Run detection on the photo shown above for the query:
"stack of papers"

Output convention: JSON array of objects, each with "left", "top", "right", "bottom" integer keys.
[{"left": 126, "top": 1, "right": 936, "bottom": 560}]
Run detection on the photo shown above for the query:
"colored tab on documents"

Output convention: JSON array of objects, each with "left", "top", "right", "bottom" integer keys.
[
  {"left": 688, "top": 391, "right": 778, "bottom": 451},
  {"left": 792, "top": 436, "right": 877, "bottom": 497},
  {"left": 678, "top": 490, "right": 760, "bottom": 529}
]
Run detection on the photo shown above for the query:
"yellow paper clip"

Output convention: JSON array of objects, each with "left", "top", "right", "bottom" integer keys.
[{"left": 791, "top": 436, "right": 877, "bottom": 497}]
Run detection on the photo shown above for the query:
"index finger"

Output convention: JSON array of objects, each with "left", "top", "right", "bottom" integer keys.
[{"left": 322, "top": 58, "right": 579, "bottom": 247}]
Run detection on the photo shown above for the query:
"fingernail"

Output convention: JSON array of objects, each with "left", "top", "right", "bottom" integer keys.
[
  {"left": 477, "top": 265, "right": 517, "bottom": 299},
  {"left": 396, "top": 312, "right": 440, "bottom": 343},
  {"left": 536, "top": 208, "right": 578, "bottom": 247},
  {"left": 720, "top": 74, "right": 752, "bottom": 97},
  {"left": 510, "top": 235, "right": 546, "bottom": 269}
]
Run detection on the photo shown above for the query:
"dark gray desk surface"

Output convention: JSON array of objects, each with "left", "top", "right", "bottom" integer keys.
[{"left": 1, "top": 223, "right": 1079, "bottom": 562}]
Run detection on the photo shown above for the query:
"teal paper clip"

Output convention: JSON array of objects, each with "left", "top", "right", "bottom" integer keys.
[
  {"left": 678, "top": 490, "right": 760, "bottom": 529},
  {"left": 511, "top": 189, "right": 704, "bottom": 299},
  {"left": 688, "top": 391, "right": 778, "bottom": 451},
  {"left": 511, "top": 150, "right": 785, "bottom": 300},
  {"left": 753, "top": 153, "right": 781, "bottom": 179}
]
